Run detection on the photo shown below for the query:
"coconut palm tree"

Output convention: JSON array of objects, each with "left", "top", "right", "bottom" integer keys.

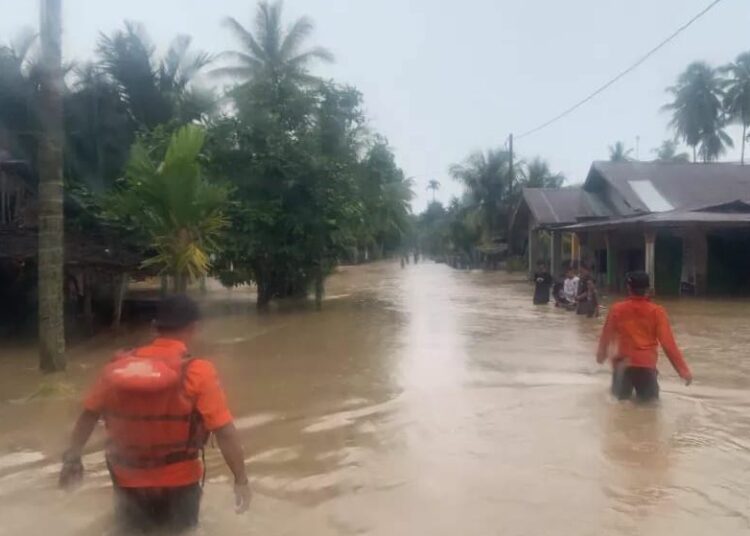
[
  {"left": 0, "top": 29, "right": 42, "bottom": 166},
  {"left": 449, "top": 149, "right": 516, "bottom": 240},
  {"left": 608, "top": 141, "right": 633, "bottom": 162},
  {"left": 663, "top": 62, "right": 732, "bottom": 162},
  {"left": 652, "top": 140, "right": 690, "bottom": 163},
  {"left": 213, "top": 0, "right": 333, "bottom": 86},
  {"left": 37, "top": 0, "right": 65, "bottom": 372},
  {"left": 721, "top": 52, "right": 750, "bottom": 164},
  {"left": 427, "top": 179, "right": 440, "bottom": 202},
  {"left": 114, "top": 125, "right": 228, "bottom": 292},
  {"left": 524, "top": 157, "right": 565, "bottom": 187},
  {"left": 97, "top": 22, "right": 214, "bottom": 129}
]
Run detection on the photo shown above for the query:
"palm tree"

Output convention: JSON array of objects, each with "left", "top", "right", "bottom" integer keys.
[
  {"left": 97, "top": 22, "right": 214, "bottom": 129},
  {"left": 213, "top": 0, "right": 333, "bottom": 86},
  {"left": 449, "top": 149, "right": 516, "bottom": 240},
  {"left": 663, "top": 62, "right": 732, "bottom": 162},
  {"left": 427, "top": 179, "right": 440, "bottom": 202},
  {"left": 114, "top": 125, "right": 228, "bottom": 292},
  {"left": 37, "top": 0, "right": 65, "bottom": 372},
  {"left": 652, "top": 140, "right": 690, "bottom": 163},
  {"left": 608, "top": 141, "right": 633, "bottom": 162},
  {"left": 721, "top": 52, "right": 750, "bottom": 164},
  {"left": 0, "top": 29, "right": 42, "bottom": 166},
  {"left": 524, "top": 157, "right": 565, "bottom": 187}
]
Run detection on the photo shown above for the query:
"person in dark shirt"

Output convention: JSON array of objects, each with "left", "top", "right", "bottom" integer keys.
[
  {"left": 533, "top": 261, "right": 553, "bottom": 305},
  {"left": 576, "top": 263, "right": 599, "bottom": 317}
]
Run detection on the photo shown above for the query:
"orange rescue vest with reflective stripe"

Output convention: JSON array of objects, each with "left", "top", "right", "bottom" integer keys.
[{"left": 99, "top": 345, "right": 208, "bottom": 470}]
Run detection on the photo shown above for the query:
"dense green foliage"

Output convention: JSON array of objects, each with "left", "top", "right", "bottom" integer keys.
[
  {"left": 109, "top": 125, "right": 228, "bottom": 292},
  {"left": 0, "top": 1, "right": 413, "bottom": 310}
]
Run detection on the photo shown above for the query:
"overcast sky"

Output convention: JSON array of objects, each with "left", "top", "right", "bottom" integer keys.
[{"left": 1, "top": 0, "right": 749, "bottom": 211}]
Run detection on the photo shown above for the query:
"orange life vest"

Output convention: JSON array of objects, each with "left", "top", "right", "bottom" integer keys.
[{"left": 99, "top": 344, "right": 208, "bottom": 470}]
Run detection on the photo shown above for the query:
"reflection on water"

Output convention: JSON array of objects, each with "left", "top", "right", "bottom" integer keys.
[{"left": 2, "top": 261, "right": 750, "bottom": 535}]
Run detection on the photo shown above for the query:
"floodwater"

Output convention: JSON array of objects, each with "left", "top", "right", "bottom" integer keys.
[{"left": 2, "top": 261, "right": 750, "bottom": 535}]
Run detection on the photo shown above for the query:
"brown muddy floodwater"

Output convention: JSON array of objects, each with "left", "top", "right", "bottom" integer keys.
[{"left": 2, "top": 261, "right": 750, "bottom": 535}]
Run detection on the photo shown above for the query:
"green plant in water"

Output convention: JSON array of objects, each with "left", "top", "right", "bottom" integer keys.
[{"left": 113, "top": 124, "right": 229, "bottom": 292}]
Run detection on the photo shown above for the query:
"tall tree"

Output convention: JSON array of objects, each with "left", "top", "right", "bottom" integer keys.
[
  {"left": 214, "top": 0, "right": 333, "bottom": 87},
  {"left": 37, "top": 0, "right": 65, "bottom": 372},
  {"left": 652, "top": 140, "right": 690, "bottom": 163},
  {"left": 97, "top": 22, "right": 214, "bottom": 129},
  {"left": 0, "top": 29, "right": 42, "bottom": 166},
  {"left": 449, "top": 149, "right": 516, "bottom": 241},
  {"left": 524, "top": 157, "right": 565, "bottom": 187},
  {"left": 608, "top": 141, "right": 633, "bottom": 162},
  {"left": 427, "top": 179, "right": 440, "bottom": 202},
  {"left": 663, "top": 62, "right": 732, "bottom": 162},
  {"left": 721, "top": 52, "right": 750, "bottom": 165}
]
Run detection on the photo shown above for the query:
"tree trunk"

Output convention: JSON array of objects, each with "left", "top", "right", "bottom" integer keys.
[
  {"left": 83, "top": 271, "right": 93, "bottom": 335},
  {"left": 38, "top": 0, "right": 65, "bottom": 372},
  {"left": 742, "top": 123, "right": 747, "bottom": 165},
  {"left": 314, "top": 266, "right": 324, "bottom": 311},
  {"left": 112, "top": 272, "right": 128, "bottom": 330},
  {"left": 256, "top": 281, "right": 272, "bottom": 311}
]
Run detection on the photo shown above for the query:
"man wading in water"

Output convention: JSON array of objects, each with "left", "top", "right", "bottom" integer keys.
[
  {"left": 596, "top": 271, "right": 693, "bottom": 402},
  {"left": 59, "top": 295, "right": 251, "bottom": 533}
]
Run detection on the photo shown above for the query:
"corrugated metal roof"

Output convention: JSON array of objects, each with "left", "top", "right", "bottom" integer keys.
[
  {"left": 521, "top": 187, "right": 596, "bottom": 226},
  {"left": 561, "top": 204, "right": 750, "bottom": 232},
  {"left": 588, "top": 161, "right": 750, "bottom": 214}
]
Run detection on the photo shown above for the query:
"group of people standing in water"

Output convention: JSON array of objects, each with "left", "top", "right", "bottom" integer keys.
[
  {"left": 532, "top": 260, "right": 598, "bottom": 317},
  {"left": 532, "top": 261, "right": 693, "bottom": 403}
]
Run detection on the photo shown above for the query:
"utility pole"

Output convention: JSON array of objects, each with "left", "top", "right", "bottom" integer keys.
[
  {"left": 508, "top": 133, "right": 514, "bottom": 197},
  {"left": 38, "top": 0, "right": 66, "bottom": 372},
  {"left": 635, "top": 135, "right": 640, "bottom": 160}
]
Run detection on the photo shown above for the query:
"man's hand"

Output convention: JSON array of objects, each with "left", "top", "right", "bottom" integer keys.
[
  {"left": 596, "top": 353, "right": 607, "bottom": 364},
  {"left": 234, "top": 480, "right": 251, "bottom": 513},
  {"left": 59, "top": 453, "right": 83, "bottom": 490}
]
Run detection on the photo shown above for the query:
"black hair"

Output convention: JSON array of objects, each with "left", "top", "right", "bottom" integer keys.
[
  {"left": 626, "top": 271, "right": 650, "bottom": 296},
  {"left": 155, "top": 294, "right": 201, "bottom": 332}
]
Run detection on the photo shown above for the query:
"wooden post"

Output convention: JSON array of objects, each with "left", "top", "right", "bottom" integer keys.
[
  {"left": 693, "top": 230, "right": 708, "bottom": 295},
  {"left": 645, "top": 231, "right": 656, "bottom": 292},
  {"left": 550, "top": 230, "right": 562, "bottom": 278},
  {"left": 605, "top": 232, "right": 616, "bottom": 291},
  {"left": 83, "top": 270, "right": 94, "bottom": 334},
  {"left": 571, "top": 233, "right": 581, "bottom": 268},
  {"left": 528, "top": 226, "right": 538, "bottom": 279},
  {"left": 113, "top": 272, "right": 128, "bottom": 329}
]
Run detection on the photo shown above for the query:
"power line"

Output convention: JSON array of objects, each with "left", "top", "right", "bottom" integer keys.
[{"left": 516, "top": 0, "right": 727, "bottom": 140}]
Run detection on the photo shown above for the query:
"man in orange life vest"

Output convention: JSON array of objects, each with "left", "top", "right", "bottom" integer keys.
[
  {"left": 59, "top": 295, "right": 250, "bottom": 533},
  {"left": 597, "top": 271, "right": 693, "bottom": 402}
]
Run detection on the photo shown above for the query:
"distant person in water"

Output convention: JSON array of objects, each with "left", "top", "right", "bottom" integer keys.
[
  {"left": 596, "top": 271, "right": 693, "bottom": 402},
  {"left": 59, "top": 295, "right": 251, "bottom": 533},
  {"left": 576, "top": 263, "right": 598, "bottom": 317},
  {"left": 532, "top": 261, "right": 553, "bottom": 305},
  {"left": 561, "top": 266, "right": 580, "bottom": 309}
]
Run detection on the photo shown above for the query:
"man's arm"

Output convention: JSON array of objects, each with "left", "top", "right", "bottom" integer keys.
[
  {"left": 656, "top": 308, "right": 692, "bottom": 383},
  {"left": 214, "top": 423, "right": 251, "bottom": 512},
  {"left": 59, "top": 409, "right": 99, "bottom": 489},
  {"left": 596, "top": 308, "right": 616, "bottom": 363}
]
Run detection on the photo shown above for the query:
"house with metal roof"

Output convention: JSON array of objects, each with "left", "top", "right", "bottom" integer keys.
[{"left": 511, "top": 161, "right": 750, "bottom": 295}]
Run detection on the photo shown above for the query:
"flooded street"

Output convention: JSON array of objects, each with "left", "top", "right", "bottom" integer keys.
[{"left": 2, "top": 261, "right": 750, "bottom": 535}]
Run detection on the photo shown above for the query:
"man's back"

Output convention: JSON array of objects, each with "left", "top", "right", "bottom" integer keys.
[{"left": 599, "top": 295, "right": 690, "bottom": 377}]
